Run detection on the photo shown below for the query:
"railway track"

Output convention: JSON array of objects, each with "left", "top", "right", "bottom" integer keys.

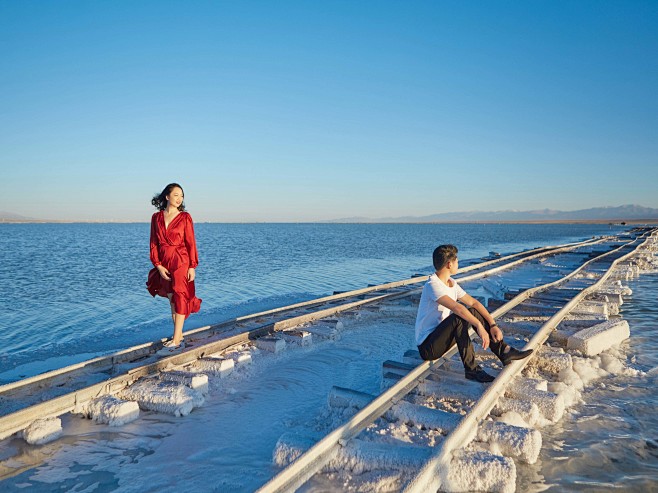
[
  {"left": 1, "top": 228, "right": 654, "bottom": 491},
  {"left": 257, "top": 227, "right": 657, "bottom": 493},
  {"left": 0, "top": 235, "right": 615, "bottom": 443}
]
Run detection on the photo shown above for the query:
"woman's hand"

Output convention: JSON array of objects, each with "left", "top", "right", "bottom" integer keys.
[
  {"left": 476, "top": 323, "right": 490, "bottom": 350},
  {"left": 157, "top": 265, "right": 171, "bottom": 281},
  {"left": 187, "top": 267, "right": 195, "bottom": 282}
]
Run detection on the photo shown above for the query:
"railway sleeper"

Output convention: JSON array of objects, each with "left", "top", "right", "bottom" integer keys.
[
  {"left": 329, "top": 386, "right": 461, "bottom": 435},
  {"left": 254, "top": 336, "right": 287, "bottom": 353},
  {"left": 74, "top": 395, "right": 140, "bottom": 427},
  {"left": 383, "top": 371, "right": 484, "bottom": 403},
  {"left": 278, "top": 329, "right": 313, "bottom": 347},
  {"left": 274, "top": 433, "right": 517, "bottom": 493},
  {"left": 21, "top": 417, "right": 63, "bottom": 445},
  {"left": 274, "top": 432, "right": 433, "bottom": 475},
  {"left": 565, "top": 319, "right": 630, "bottom": 357},
  {"left": 196, "top": 356, "right": 236, "bottom": 377},
  {"left": 118, "top": 377, "right": 204, "bottom": 417},
  {"left": 160, "top": 370, "right": 209, "bottom": 395},
  {"left": 504, "top": 385, "right": 564, "bottom": 422},
  {"left": 328, "top": 386, "right": 541, "bottom": 464},
  {"left": 525, "top": 346, "right": 573, "bottom": 374}
]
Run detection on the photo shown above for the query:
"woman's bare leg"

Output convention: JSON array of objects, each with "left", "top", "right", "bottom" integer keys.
[
  {"left": 172, "top": 313, "right": 185, "bottom": 344},
  {"left": 169, "top": 299, "right": 176, "bottom": 325},
  {"left": 167, "top": 294, "right": 183, "bottom": 344}
]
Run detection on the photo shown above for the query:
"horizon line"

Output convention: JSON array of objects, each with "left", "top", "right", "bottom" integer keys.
[{"left": 1, "top": 219, "right": 656, "bottom": 225}]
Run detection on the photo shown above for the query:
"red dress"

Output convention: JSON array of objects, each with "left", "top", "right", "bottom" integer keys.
[{"left": 146, "top": 211, "right": 201, "bottom": 318}]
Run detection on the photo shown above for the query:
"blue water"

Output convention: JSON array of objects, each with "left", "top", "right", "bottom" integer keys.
[{"left": 0, "top": 222, "right": 624, "bottom": 378}]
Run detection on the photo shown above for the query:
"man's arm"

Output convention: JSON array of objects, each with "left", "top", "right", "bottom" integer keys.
[
  {"left": 459, "top": 293, "right": 503, "bottom": 343},
  {"left": 437, "top": 295, "right": 491, "bottom": 349}
]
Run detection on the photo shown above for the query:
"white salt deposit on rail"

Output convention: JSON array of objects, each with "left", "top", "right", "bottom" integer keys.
[
  {"left": 118, "top": 378, "right": 205, "bottom": 417},
  {"left": 77, "top": 395, "right": 140, "bottom": 426},
  {"left": 22, "top": 417, "right": 62, "bottom": 445}
]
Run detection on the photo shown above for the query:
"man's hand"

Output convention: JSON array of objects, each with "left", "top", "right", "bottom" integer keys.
[
  {"left": 477, "top": 324, "right": 490, "bottom": 350},
  {"left": 490, "top": 325, "right": 503, "bottom": 343}
]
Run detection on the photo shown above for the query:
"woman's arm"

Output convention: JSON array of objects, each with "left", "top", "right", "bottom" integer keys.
[
  {"left": 150, "top": 214, "right": 161, "bottom": 267},
  {"left": 184, "top": 213, "right": 199, "bottom": 269}
]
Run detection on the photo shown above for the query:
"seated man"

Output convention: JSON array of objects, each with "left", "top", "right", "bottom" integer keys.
[{"left": 415, "top": 244, "right": 532, "bottom": 382}]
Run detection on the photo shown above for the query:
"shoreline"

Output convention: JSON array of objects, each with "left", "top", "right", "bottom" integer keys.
[{"left": 2, "top": 219, "right": 657, "bottom": 225}]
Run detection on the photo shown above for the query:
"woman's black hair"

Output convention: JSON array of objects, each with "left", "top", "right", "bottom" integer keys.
[{"left": 151, "top": 183, "right": 186, "bottom": 211}]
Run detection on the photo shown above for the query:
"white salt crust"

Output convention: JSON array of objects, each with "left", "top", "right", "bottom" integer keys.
[
  {"left": 273, "top": 432, "right": 315, "bottom": 467},
  {"left": 477, "top": 421, "right": 542, "bottom": 464},
  {"left": 601, "top": 280, "right": 632, "bottom": 296},
  {"left": 83, "top": 395, "right": 140, "bottom": 426},
  {"left": 119, "top": 378, "right": 204, "bottom": 417},
  {"left": 326, "top": 439, "right": 431, "bottom": 475},
  {"left": 414, "top": 378, "right": 483, "bottom": 402},
  {"left": 279, "top": 330, "right": 313, "bottom": 346},
  {"left": 528, "top": 347, "right": 573, "bottom": 374},
  {"left": 254, "top": 336, "right": 286, "bottom": 353},
  {"left": 196, "top": 356, "right": 235, "bottom": 376},
  {"left": 303, "top": 324, "right": 341, "bottom": 340},
  {"left": 505, "top": 386, "right": 564, "bottom": 423},
  {"left": 492, "top": 397, "right": 541, "bottom": 427},
  {"left": 495, "top": 411, "right": 532, "bottom": 429},
  {"left": 161, "top": 370, "right": 209, "bottom": 394},
  {"left": 227, "top": 349, "right": 252, "bottom": 365},
  {"left": 513, "top": 376, "right": 548, "bottom": 393},
  {"left": 567, "top": 319, "right": 630, "bottom": 356},
  {"left": 328, "top": 386, "right": 461, "bottom": 435},
  {"left": 574, "top": 299, "right": 610, "bottom": 315},
  {"left": 22, "top": 417, "right": 63, "bottom": 445},
  {"left": 274, "top": 433, "right": 431, "bottom": 475},
  {"left": 391, "top": 400, "right": 461, "bottom": 435},
  {"left": 442, "top": 450, "right": 516, "bottom": 493}
]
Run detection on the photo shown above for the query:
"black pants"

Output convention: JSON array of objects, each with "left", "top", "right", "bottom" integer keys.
[{"left": 417, "top": 307, "right": 507, "bottom": 371}]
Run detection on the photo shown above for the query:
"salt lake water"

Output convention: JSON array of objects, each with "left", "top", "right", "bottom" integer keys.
[
  {"left": 0, "top": 222, "right": 623, "bottom": 379},
  {"left": 1, "top": 222, "right": 657, "bottom": 491}
]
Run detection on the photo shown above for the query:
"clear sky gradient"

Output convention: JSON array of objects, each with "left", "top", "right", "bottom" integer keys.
[{"left": 1, "top": 1, "right": 657, "bottom": 222}]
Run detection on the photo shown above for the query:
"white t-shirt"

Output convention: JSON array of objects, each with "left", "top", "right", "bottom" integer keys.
[{"left": 415, "top": 273, "right": 466, "bottom": 345}]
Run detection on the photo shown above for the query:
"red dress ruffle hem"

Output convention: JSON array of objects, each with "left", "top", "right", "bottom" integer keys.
[{"left": 146, "top": 211, "right": 202, "bottom": 318}]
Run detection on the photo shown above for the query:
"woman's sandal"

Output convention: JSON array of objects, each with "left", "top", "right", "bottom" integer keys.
[{"left": 158, "top": 338, "right": 186, "bottom": 354}]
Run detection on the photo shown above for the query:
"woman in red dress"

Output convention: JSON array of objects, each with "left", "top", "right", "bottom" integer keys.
[{"left": 146, "top": 183, "right": 202, "bottom": 352}]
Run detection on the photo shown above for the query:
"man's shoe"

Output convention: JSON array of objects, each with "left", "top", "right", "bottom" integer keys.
[
  {"left": 465, "top": 365, "right": 495, "bottom": 383},
  {"left": 500, "top": 347, "right": 533, "bottom": 366}
]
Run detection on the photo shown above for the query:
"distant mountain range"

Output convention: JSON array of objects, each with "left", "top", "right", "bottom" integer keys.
[
  {"left": 326, "top": 205, "right": 658, "bottom": 223},
  {"left": 2, "top": 204, "right": 658, "bottom": 223},
  {"left": 0, "top": 211, "right": 35, "bottom": 221}
]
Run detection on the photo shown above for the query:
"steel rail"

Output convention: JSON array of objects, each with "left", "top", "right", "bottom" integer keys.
[
  {"left": 254, "top": 232, "right": 647, "bottom": 493},
  {"left": 0, "top": 236, "right": 618, "bottom": 442},
  {"left": 403, "top": 229, "right": 655, "bottom": 493}
]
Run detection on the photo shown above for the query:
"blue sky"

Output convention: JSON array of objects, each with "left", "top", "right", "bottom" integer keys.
[{"left": 1, "top": 1, "right": 657, "bottom": 222}]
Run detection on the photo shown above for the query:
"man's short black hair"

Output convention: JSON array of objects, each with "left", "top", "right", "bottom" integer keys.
[{"left": 433, "top": 244, "right": 458, "bottom": 271}]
